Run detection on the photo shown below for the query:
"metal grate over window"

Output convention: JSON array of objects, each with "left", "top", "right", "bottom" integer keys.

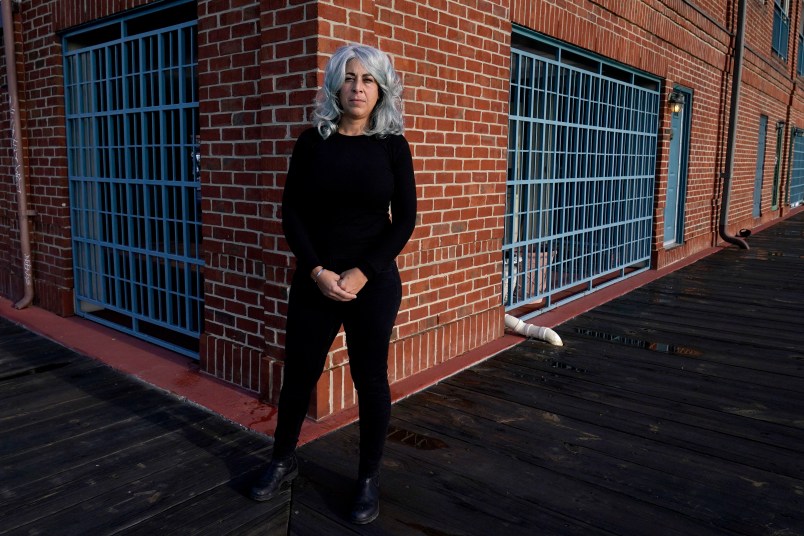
[
  {"left": 790, "top": 129, "right": 804, "bottom": 207},
  {"left": 64, "top": 0, "right": 201, "bottom": 358},
  {"left": 504, "top": 31, "right": 660, "bottom": 319}
]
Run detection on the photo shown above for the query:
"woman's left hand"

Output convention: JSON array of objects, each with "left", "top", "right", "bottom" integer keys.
[{"left": 338, "top": 268, "right": 368, "bottom": 295}]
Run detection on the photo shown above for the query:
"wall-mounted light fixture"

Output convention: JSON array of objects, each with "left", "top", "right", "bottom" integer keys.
[{"left": 668, "top": 91, "right": 685, "bottom": 114}]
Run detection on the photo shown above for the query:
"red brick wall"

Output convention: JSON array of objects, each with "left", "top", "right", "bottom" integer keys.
[
  {"left": 370, "top": 0, "right": 510, "bottom": 416},
  {"left": 511, "top": 0, "right": 804, "bottom": 269},
  {"left": 255, "top": 0, "right": 320, "bottom": 403},
  {"left": 50, "top": 0, "right": 152, "bottom": 32},
  {"left": 740, "top": 0, "right": 804, "bottom": 225},
  {"left": 512, "top": 0, "right": 732, "bottom": 267},
  {"left": 197, "top": 0, "right": 511, "bottom": 417},
  {"left": 197, "top": 0, "right": 268, "bottom": 392},
  {"left": 256, "top": 0, "right": 510, "bottom": 419}
]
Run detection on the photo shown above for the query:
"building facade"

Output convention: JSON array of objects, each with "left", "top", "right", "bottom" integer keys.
[{"left": 1, "top": 0, "right": 802, "bottom": 421}]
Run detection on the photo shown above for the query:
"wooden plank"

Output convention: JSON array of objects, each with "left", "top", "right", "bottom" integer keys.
[
  {"left": 580, "top": 303, "right": 803, "bottom": 353},
  {"left": 398, "top": 383, "right": 804, "bottom": 534},
  {"left": 0, "top": 358, "right": 108, "bottom": 403},
  {"left": 0, "top": 373, "right": 143, "bottom": 429},
  {"left": 0, "top": 403, "right": 231, "bottom": 492},
  {"left": 296, "top": 426, "right": 626, "bottom": 536},
  {"left": 2, "top": 419, "right": 275, "bottom": 534},
  {"left": 91, "top": 458, "right": 289, "bottom": 536},
  {"left": 494, "top": 343, "right": 804, "bottom": 452},
  {"left": 496, "top": 339, "right": 804, "bottom": 427},
  {"left": 1, "top": 372, "right": 152, "bottom": 433},
  {"left": 2, "top": 400, "right": 249, "bottom": 495},
  {"left": 605, "top": 290, "right": 802, "bottom": 331},
  {"left": 111, "top": 474, "right": 290, "bottom": 536},
  {"left": 0, "top": 323, "right": 76, "bottom": 367},
  {"left": 446, "top": 365, "right": 804, "bottom": 481},
  {"left": 0, "top": 385, "right": 187, "bottom": 458},
  {"left": 566, "top": 315, "right": 804, "bottom": 377},
  {"left": 591, "top": 292, "right": 803, "bottom": 335},
  {"left": 49, "top": 439, "right": 273, "bottom": 536},
  {"left": 0, "top": 327, "right": 291, "bottom": 535},
  {"left": 0, "top": 344, "right": 79, "bottom": 373}
]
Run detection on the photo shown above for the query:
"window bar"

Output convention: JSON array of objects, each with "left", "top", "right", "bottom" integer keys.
[
  {"left": 88, "top": 49, "right": 108, "bottom": 307},
  {"left": 141, "top": 35, "right": 154, "bottom": 328},
  {"left": 160, "top": 31, "right": 176, "bottom": 328},
  {"left": 121, "top": 38, "right": 139, "bottom": 318},
  {"left": 102, "top": 45, "right": 125, "bottom": 313}
]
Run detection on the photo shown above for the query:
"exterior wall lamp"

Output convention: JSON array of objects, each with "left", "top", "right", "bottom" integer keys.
[{"left": 668, "top": 91, "right": 685, "bottom": 113}]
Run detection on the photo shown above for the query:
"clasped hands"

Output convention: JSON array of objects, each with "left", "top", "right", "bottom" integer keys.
[{"left": 312, "top": 266, "right": 367, "bottom": 301}]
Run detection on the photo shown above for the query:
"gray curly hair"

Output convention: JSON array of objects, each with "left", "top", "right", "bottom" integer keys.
[{"left": 313, "top": 44, "right": 404, "bottom": 139}]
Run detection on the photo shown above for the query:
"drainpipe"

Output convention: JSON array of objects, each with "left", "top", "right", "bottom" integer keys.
[
  {"left": 2, "top": 0, "right": 35, "bottom": 308},
  {"left": 504, "top": 314, "right": 563, "bottom": 346},
  {"left": 719, "top": 0, "right": 750, "bottom": 249}
]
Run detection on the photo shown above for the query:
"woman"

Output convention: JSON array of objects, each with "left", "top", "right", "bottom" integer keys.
[{"left": 250, "top": 44, "right": 417, "bottom": 525}]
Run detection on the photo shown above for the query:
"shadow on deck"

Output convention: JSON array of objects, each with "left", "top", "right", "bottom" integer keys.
[{"left": 1, "top": 213, "right": 803, "bottom": 535}]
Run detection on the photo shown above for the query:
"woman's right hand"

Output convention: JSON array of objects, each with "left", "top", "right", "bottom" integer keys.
[{"left": 314, "top": 269, "right": 357, "bottom": 301}]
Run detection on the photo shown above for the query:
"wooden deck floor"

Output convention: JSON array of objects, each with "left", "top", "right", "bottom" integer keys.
[
  {"left": 0, "top": 320, "right": 288, "bottom": 536},
  {"left": 291, "top": 213, "right": 804, "bottom": 535},
  {"left": 1, "top": 212, "right": 803, "bottom": 536}
]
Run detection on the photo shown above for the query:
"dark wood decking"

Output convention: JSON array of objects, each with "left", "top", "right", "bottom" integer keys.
[
  {"left": 292, "top": 213, "right": 804, "bottom": 535},
  {"left": 1, "top": 213, "right": 803, "bottom": 536},
  {"left": 0, "top": 321, "right": 288, "bottom": 536}
]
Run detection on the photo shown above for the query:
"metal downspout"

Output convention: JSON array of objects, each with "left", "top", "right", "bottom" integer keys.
[
  {"left": 2, "top": 0, "right": 35, "bottom": 308},
  {"left": 720, "top": 0, "right": 750, "bottom": 249}
]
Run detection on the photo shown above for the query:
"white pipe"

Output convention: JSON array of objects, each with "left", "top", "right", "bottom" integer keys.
[{"left": 504, "top": 314, "right": 563, "bottom": 346}]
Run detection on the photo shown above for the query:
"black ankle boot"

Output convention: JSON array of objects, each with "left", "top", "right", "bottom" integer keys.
[
  {"left": 250, "top": 454, "right": 298, "bottom": 502},
  {"left": 349, "top": 474, "right": 380, "bottom": 524}
]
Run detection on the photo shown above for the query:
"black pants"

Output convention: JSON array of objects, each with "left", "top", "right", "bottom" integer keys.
[{"left": 272, "top": 264, "right": 402, "bottom": 478}]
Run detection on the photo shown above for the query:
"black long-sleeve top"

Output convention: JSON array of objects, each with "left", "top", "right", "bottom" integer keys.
[{"left": 281, "top": 128, "right": 417, "bottom": 280}]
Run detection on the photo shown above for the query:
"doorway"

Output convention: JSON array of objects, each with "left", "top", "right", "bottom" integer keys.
[
  {"left": 753, "top": 116, "right": 768, "bottom": 217},
  {"left": 63, "top": 0, "right": 202, "bottom": 358},
  {"left": 663, "top": 88, "right": 692, "bottom": 247}
]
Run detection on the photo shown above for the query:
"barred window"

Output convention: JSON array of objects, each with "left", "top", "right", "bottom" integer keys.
[{"left": 504, "top": 30, "right": 660, "bottom": 318}]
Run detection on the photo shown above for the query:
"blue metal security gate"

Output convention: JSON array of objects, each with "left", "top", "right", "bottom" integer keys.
[
  {"left": 790, "top": 129, "right": 804, "bottom": 207},
  {"left": 63, "top": 1, "right": 202, "bottom": 358},
  {"left": 504, "top": 30, "right": 660, "bottom": 319}
]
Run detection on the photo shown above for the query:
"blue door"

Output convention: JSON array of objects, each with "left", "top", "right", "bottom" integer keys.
[
  {"left": 753, "top": 116, "right": 768, "bottom": 217},
  {"left": 63, "top": 1, "right": 202, "bottom": 358},
  {"left": 790, "top": 129, "right": 804, "bottom": 207},
  {"left": 663, "top": 90, "right": 690, "bottom": 247}
]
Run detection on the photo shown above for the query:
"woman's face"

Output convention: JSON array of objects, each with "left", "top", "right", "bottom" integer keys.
[{"left": 339, "top": 59, "right": 380, "bottom": 124}]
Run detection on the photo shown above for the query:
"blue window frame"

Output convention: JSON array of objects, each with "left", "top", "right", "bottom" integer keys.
[
  {"left": 773, "top": 0, "right": 790, "bottom": 60},
  {"left": 63, "top": 0, "right": 202, "bottom": 358},
  {"left": 504, "top": 29, "right": 660, "bottom": 318}
]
